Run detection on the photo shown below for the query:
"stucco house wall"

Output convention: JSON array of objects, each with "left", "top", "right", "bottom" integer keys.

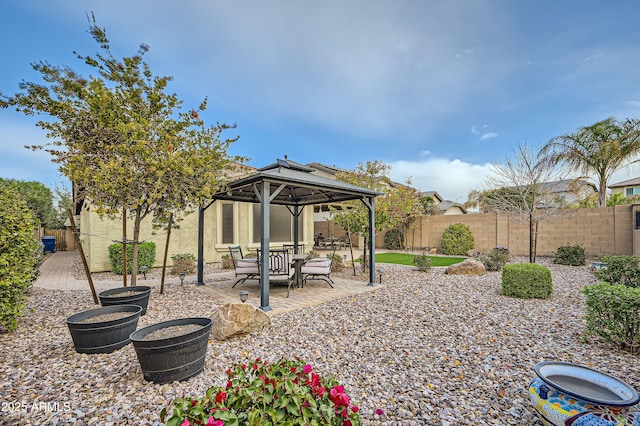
[{"left": 80, "top": 201, "right": 315, "bottom": 272}]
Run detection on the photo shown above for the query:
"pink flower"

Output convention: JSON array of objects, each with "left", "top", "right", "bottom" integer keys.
[
  {"left": 329, "top": 386, "right": 350, "bottom": 407},
  {"left": 375, "top": 408, "right": 384, "bottom": 415},
  {"left": 205, "top": 417, "right": 224, "bottom": 426},
  {"left": 181, "top": 420, "right": 190, "bottom": 426},
  {"left": 303, "top": 364, "right": 313, "bottom": 374}
]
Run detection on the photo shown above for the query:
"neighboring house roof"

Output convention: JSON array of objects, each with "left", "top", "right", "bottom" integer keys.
[
  {"left": 437, "top": 200, "right": 467, "bottom": 214},
  {"left": 420, "top": 191, "right": 444, "bottom": 203},
  {"left": 540, "top": 179, "right": 597, "bottom": 193},
  {"left": 608, "top": 177, "right": 640, "bottom": 189}
]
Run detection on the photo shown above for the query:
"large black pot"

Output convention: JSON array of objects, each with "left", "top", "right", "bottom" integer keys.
[
  {"left": 98, "top": 286, "right": 151, "bottom": 315},
  {"left": 66, "top": 305, "right": 143, "bottom": 354},
  {"left": 130, "top": 317, "right": 212, "bottom": 384}
]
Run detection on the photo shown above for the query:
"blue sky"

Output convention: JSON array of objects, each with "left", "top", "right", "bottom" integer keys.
[{"left": 3, "top": 1, "right": 640, "bottom": 202}]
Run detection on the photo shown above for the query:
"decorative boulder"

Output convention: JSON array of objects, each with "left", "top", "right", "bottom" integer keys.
[
  {"left": 211, "top": 303, "right": 271, "bottom": 341},
  {"left": 445, "top": 258, "right": 486, "bottom": 276}
]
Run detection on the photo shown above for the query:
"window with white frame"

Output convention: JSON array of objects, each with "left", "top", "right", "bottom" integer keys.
[
  {"left": 221, "top": 203, "right": 234, "bottom": 244},
  {"left": 626, "top": 187, "right": 640, "bottom": 196},
  {"left": 252, "top": 204, "right": 304, "bottom": 243}
]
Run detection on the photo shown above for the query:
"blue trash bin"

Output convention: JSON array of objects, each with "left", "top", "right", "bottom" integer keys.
[{"left": 42, "top": 236, "right": 56, "bottom": 253}]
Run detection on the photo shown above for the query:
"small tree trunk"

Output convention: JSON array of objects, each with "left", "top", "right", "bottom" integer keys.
[
  {"left": 362, "top": 237, "right": 368, "bottom": 272},
  {"left": 160, "top": 214, "right": 173, "bottom": 295},
  {"left": 529, "top": 213, "right": 534, "bottom": 263},
  {"left": 130, "top": 210, "right": 142, "bottom": 287},
  {"left": 122, "top": 209, "right": 127, "bottom": 287}
]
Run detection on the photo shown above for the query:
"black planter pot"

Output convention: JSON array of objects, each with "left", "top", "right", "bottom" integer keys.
[
  {"left": 66, "top": 305, "right": 143, "bottom": 354},
  {"left": 98, "top": 286, "right": 151, "bottom": 315},
  {"left": 130, "top": 317, "right": 212, "bottom": 384}
]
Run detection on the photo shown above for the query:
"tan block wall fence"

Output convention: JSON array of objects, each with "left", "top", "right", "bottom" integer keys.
[{"left": 389, "top": 205, "right": 640, "bottom": 259}]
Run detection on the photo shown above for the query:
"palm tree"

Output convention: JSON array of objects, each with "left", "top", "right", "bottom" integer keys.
[{"left": 540, "top": 117, "right": 640, "bottom": 207}]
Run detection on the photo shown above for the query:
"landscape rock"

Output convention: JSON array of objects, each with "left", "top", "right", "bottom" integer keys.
[
  {"left": 444, "top": 258, "right": 486, "bottom": 275},
  {"left": 211, "top": 303, "right": 271, "bottom": 341}
]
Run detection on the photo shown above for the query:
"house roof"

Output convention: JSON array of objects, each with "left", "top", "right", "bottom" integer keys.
[
  {"left": 420, "top": 191, "right": 444, "bottom": 203},
  {"left": 437, "top": 200, "right": 467, "bottom": 213},
  {"left": 211, "top": 158, "right": 383, "bottom": 206},
  {"left": 608, "top": 177, "right": 640, "bottom": 189},
  {"left": 539, "top": 179, "right": 596, "bottom": 193}
]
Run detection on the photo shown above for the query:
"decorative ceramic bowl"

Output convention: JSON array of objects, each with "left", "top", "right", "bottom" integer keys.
[{"left": 529, "top": 361, "right": 640, "bottom": 425}]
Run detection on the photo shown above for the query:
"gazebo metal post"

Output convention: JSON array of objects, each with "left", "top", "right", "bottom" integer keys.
[
  {"left": 366, "top": 196, "right": 376, "bottom": 286},
  {"left": 259, "top": 181, "right": 272, "bottom": 311},
  {"left": 196, "top": 205, "right": 205, "bottom": 285},
  {"left": 291, "top": 205, "right": 304, "bottom": 254}
]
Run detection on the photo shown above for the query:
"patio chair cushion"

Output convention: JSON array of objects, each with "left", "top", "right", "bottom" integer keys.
[{"left": 237, "top": 259, "right": 258, "bottom": 268}]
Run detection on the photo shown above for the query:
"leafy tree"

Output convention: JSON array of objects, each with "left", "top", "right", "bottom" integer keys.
[
  {"left": 2, "top": 16, "right": 242, "bottom": 285},
  {"left": 480, "top": 144, "right": 568, "bottom": 263},
  {"left": 540, "top": 117, "right": 640, "bottom": 207},
  {"left": 331, "top": 161, "right": 421, "bottom": 270},
  {"left": 0, "top": 178, "right": 55, "bottom": 228}
]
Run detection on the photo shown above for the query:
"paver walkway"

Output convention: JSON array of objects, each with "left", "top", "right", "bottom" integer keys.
[{"left": 34, "top": 251, "right": 382, "bottom": 316}]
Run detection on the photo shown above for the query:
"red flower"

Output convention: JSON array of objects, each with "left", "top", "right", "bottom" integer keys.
[
  {"left": 226, "top": 380, "right": 232, "bottom": 388},
  {"left": 351, "top": 406, "right": 359, "bottom": 413},
  {"left": 375, "top": 408, "right": 384, "bottom": 415},
  {"left": 252, "top": 364, "right": 258, "bottom": 370},
  {"left": 191, "top": 400, "right": 197, "bottom": 407},
  {"left": 342, "top": 421, "right": 352, "bottom": 426},
  {"left": 290, "top": 367, "right": 297, "bottom": 373},
  {"left": 214, "top": 391, "right": 227, "bottom": 404},
  {"left": 313, "top": 385, "right": 326, "bottom": 397}
]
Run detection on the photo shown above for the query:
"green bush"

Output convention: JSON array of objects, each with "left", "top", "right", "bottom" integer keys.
[
  {"left": 384, "top": 228, "right": 405, "bottom": 250},
  {"left": 554, "top": 244, "right": 586, "bottom": 266},
  {"left": 0, "top": 185, "right": 41, "bottom": 332},
  {"left": 170, "top": 252, "right": 196, "bottom": 275},
  {"left": 440, "top": 223, "right": 474, "bottom": 256},
  {"left": 596, "top": 254, "right": 640, "bottom": 287},
  {"left": 501, "top": 263, "right": 552, "bottom": 299},
  {"left": 413, "top": 253, "right": 432, "bottom": 272},
  {"left": 108, "top": 242, "right": 156, "bottom": 274},
  {"left": 582, "top": 283, "right": 640, "bottom": 353},
  {"left": 479, "top": 246, "right": 510, "bottom": 272},
  {"left": 221, "top": 254, "right": 233, "bottom": 269}
]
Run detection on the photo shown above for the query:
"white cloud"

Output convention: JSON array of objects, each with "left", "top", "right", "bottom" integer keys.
[
  {"left": 387, "top": 156, "right": 493, "bottom": 202},
  {"left": 480, "top": 132, "right": 498, "bottom": 140},
  {"left": 471, "top": 125, "right": 498, "bottom": 141}
]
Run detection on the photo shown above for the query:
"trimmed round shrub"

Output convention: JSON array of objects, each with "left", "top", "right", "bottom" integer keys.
[
  {"left": 554, "top": 244, "right": 586, "bottom": 266},
  {"left": 0, "top": 185, "right": 41, "bottom": 332},
  {"left": 501, "top": 263, "right": 552, "bottom": 299},
  {"left": 384, "top": 228, "right": 404, "bottom": 250},
  {"left": 440, "top": 223, "right": 474, "bottom": 256}
]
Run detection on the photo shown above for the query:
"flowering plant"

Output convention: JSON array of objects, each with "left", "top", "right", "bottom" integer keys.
[{"left": 160, "top": 358, "right": 361, "bottom": 426}]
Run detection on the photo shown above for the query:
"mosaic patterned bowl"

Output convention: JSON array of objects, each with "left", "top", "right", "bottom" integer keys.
[{"left": 529, "top": 361, "right": 640, "bottom": 425}]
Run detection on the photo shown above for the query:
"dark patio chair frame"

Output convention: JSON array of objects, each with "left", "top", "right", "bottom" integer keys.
[{"left": 229, "top": 245, "right": 259, "bottom": 288}]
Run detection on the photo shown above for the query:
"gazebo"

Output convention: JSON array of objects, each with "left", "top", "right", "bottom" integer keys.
[{"left": 196, "top": 158, "right": 383, "bottom": 311}]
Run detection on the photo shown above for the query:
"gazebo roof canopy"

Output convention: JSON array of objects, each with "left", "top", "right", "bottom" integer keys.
[{"left": 212, "top": 158, "right": 383, "bottom": 206}]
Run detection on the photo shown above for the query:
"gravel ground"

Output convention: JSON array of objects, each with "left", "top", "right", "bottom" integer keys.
[{"left": 2, "top": 258, "right": 640, "bottom": 425}]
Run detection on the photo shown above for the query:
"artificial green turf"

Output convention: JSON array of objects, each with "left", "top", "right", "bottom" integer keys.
[{"left": 372, "top": 252, "right": 466, "bottom": 267}]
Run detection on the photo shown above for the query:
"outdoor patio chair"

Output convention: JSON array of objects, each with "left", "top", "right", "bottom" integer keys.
[
  {"left": 336, "top": 234, "right": 350, "bottom": 249},
  {"left": 301, "top": 245, "right": 336, "bottom": 288},
  {"left": 256, "top": 248, "right": 295, "bottom": 297},
  {"left": 229, "top": 246, "right": 259, "bottom": 288},
  {"left": 283, "top": 243, "right": 305, "bottom": 254}
]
